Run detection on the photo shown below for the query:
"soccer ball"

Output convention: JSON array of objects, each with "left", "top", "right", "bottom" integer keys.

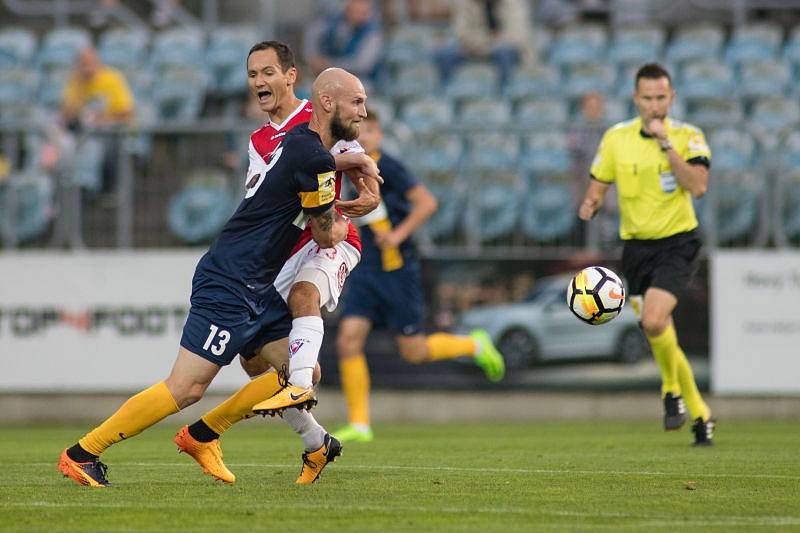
[{"left": 566, "top": 266, "right": 626, "bottom": 325}]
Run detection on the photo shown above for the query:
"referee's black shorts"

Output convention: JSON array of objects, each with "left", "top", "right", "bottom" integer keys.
[{"left": 621, "top": 229, "right": 702, "bottom": 298}]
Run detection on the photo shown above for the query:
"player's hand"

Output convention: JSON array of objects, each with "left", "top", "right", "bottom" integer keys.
[
  {"left": 337, "top": 177, "right": 380, "bottom": 217},
  {"left": 578, "top": 198, "right": 598, "bottom": 221},
  {"left": 356, "top": 153, "right": 381, "bottom": 183},
  {"left": 375, "top": 229, "right": 405, "bottom": 249},
  {"left": 647, "top": 118, "right": 667, "bottom": 141}
]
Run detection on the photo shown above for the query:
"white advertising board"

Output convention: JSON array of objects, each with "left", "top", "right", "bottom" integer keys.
[
  {"left": 711, "top": 250, "right": 800, "bottom": 394},
  {"left": 0, "top": 251, "right": 252, "bottom": 391}
]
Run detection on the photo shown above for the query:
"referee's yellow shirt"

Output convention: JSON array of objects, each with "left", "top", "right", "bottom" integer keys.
[{"left": 589, "top": 116, "right": 711, "bottom": 240}]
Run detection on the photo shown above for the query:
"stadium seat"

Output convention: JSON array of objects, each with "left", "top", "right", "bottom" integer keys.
[
  {"left": 37, "top": 68, "right": 71, "bottom": 110},
  {"left": 418, "top": 169, "right": 466, "bottom": 240},
  {"left": 530, "top": 25, "right": 553, "bottom": 59},
  {"left": 774, "top": 171, "right": 800, "bottom": 244},
  {"left": 713, "top": 171, "right": 766, "bottom": 245},
  {"left": 152, "top": 67, "right": 209, "bottom": 121},
  {"left": 563, "top": 63, "right": 615, "bottom": 99},
  {"left": 98, "top": 27, "right": 149, "bottom": 70},
  {"left": 37, "top": 27, "right": 91, "bottom": 70},
  {"left": 168, "top": 181, "right": 236, "bottom": 244},
  {"left": 206, "top": 25, "right": 259, "bottom": 96},
  {"left": 0, "top": 27, "right": 37, "bottom": 69},
  {"left": 70, "top": 136, "right": 104, "bottom": 191},
  {"left": 781, "top": 25, "right": 800, "bottom": 68},
  {"left": 0, "top": 67, "right": 39, "bottom": 121},
  {"left": 749, "top": 97, "right": 800, "bottom": 134},
  {"left": 737, "top": 61, "right": 790, "bottom": 100},
  {"left": 445, "top": 63, "right": 499, "bottom": 102},
  {"left": 666, "top": 24, "right": 725, "bottom": 64},
  {"left": 385, "top": 25, "right": 437, "bottom": 69},
  {"left": 0, "top": 173, "right": 54, "bottom": 244},
  {"left": 707, "top": 128, "right": 756, "bottom": 172},
  {"left": 679, "top": 61, "right": 734, "bottom": 100},
  {"left": 725, "top": 23, "right": 783, "bottom": 65},
  {"left": 520, "top": 178, "right": 576, "bottom": 242},
  {"left": 408, "top": 135, "right": 462, "bottom": 174},
  {"left": 150, "top": 26, "right": 205, "bottom": 73},
  {"left": 504, "top": 64, "right": 561, "bottom": 102},
  {"left": 609, "top": 24, "right": 666, "bottom": 67},
  {"left": 366, "top": 96, "right": 394, "bottom": 125},
  {"left": 549, "top": 24, "right": 608, "bottom": 66},
  {"left": 602, "top": 97, "right": 631, "bottom": 124},
  {"left": 463, "top": 132, "right": 519, "bottom": 171},
  {"left": 686, "top": 97, "right": 743, "bottom": 130},
  {"left": 119, "top": 66, "right": 153, "bottom": 102},
  {"left": 516, "top": 98, "right": 569, "bottom": 128},
  {"left": 520, "top": 131, "right": 571, "bottom": 175},
  {"left": 472, "top": 170, "right": 525, "bottom": 243},
  {"left": 385, "top": 63, "right": 439, "bottom": 101},
  {"left": 778, "top": 129, "right": 800, "bottom": 169},
  {"left": 400, "top": 97, "right": 453, "bottom": 135},
  {"left": 458, "top": 99, "right": 511, "bottom": 128}
]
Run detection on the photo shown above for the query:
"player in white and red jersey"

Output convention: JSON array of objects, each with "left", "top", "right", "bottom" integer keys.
[{"left": 173, "top": 42, "right": 380, "bottom": 486}]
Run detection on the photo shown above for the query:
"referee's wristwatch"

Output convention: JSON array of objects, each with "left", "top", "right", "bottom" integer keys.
[{"left": 659, "top": 139, "right": 673, "bottom": 152}]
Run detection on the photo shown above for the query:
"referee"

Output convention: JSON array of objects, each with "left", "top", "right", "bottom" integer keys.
[{"left": 578, "top": 63, "right": 715, "bottom": 446}]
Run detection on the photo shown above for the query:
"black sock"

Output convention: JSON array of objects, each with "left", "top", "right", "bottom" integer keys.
[
  {"left": 67, "top": 443, "right": 98, "bottom": 463},
  {"left": 188, "top": 420, "right": 220, "bottom": 443}
]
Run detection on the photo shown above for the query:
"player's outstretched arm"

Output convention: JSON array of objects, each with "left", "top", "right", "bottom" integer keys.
[
  {"left": 309, "top": 205, "right": 349, "bottom": 248},
  {"left": 578, "top": 178, "right": 610, "bottom": 221}
]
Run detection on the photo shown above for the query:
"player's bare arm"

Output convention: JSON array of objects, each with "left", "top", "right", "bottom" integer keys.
[
  {"left": 578, "top": 179, "right": 610, "bottom": 221},
  {"left": 334, "top": 151, "right": 382, "bottom": 183},
  {"left": 337, "top": 174, "right": 381, "bottom": 217},
  {"left": 309, "top": 205, "right": 348, "bottom": 248},
  {"left": 647, "top": 118, "right": 708, "bottom": 198},
  {"left": 375, "top": 184, "right": 437, "bottom": 249}
]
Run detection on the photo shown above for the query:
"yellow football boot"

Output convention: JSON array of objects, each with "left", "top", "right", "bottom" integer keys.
[
  {"left": 296, "top": 433, "right": 342, "bottom": 485},
  {"left": 58, "top": 449, "right": 110, "bottom": 487},
  {"left": 173, "top": 425, "right": 235, "bottom": 484},
  {"left": 252, "top": 385, "right": 317, "bottom": 417}
]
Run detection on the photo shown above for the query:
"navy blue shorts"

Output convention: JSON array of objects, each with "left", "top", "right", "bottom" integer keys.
[
  {"left": 339, "top": 263, "right": 423, "bottom": 336},
  {"left": 180, "top": 275, "right": 292, "bottom": 366}
]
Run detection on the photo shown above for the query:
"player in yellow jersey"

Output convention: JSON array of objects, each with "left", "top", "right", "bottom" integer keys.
[
  {"left": 333, "top": 110, "right": 506, "bottom": 443},
  {"left": 578, "top": 63, "right": 715, "bottom": 446}
]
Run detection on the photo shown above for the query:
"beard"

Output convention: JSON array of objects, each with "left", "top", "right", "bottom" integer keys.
[{"left": 330, "top": 106, "right": 360, "bottom": 141}]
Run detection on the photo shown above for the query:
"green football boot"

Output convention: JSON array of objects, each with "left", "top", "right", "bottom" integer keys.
[
  {"left": 334, "top": 424, "right": 374, "bottom": 443},
  {"left": 470, "top": 329, "right": 506, "bottom": 382}
]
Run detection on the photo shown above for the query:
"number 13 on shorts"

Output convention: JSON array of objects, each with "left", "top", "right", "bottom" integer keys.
[{"left": 203, "top": 324, "right": 231, "bottom": 356}]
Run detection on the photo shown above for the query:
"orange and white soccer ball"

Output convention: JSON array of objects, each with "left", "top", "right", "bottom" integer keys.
[{"left": 566, "top": 266, "right": 626, "bottom": 325}]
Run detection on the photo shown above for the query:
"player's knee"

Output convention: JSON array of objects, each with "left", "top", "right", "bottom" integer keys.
[
  {"left": 399, "top": 344, "right": 428, "bottom": 364},
  {"left": 288, "top": 281, "right": 321, "bottom": 317},
  {"left": 312, "top": 363, "right": 322, "bottom": 386},
  {"left": 240, "top": 354, "right": 270, "bottom": 378},
  {"left": 336, "top": 332, "right": 361, "bottom": 359},
  {"left": 641, "top": 314, "right": 667, "bottom": 337}
]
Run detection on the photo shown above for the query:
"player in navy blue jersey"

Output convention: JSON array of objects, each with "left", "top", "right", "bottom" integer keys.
[
  {"left": 58, "top": 68, "right": 375, "bottom": 487},
  {"left": 333, "top": 110, "right": 506, "bottom": 443}
]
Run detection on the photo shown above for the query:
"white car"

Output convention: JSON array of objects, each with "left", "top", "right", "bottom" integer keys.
[{"left": 456, "top": 273, "right": 650, "bottom": 370}]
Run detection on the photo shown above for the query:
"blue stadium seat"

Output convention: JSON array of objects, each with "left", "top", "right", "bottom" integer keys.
[
  {"left": 602, "top": 97, "right": 631, "bottom": 124},
  {"left": 366, "top": 96, "right": 394, "bottom": 125},
  {"left": 38, "top": 27, "right": 91, "bottom": 70},
  {"left": 707, "top": 128, "right": 756, "bottom": 172},
  {"left": 666, "top": 24, "right": 724, "bottom": 64},
  {"left": 150, "top": 26, "right": 205, "bottom": 73},
  {"left": 504, "top": 64, "right": 560, "bottom": 102},
  {"left": 386, "top": 63, "right": 439, "bottom": 101},
  {"left": 775, "top": 171, "right": 800, "bottom": 243},
  {"left": 516, "top": 98, "right": 568, "bottom": 128},
  {"left": 0, "top": 67, "right": 39, "bottom": 121},
  {"left": 463, "top": 133, "right": 519, "bottom": 171},
  {"left": 385, "top": 25, "right": 437, "bottom": 69},
  {"left": 686, "top": 97, "right": 743, "bottom": 130},
  {"left": 98, "top": 27, "right": 149, "bottom": 69},
  {"left": 563, "top": 63, "right": 615, "bottom": 99},
  {"left": 473, "top": 170, "right": 525, "bottom": 243},
  {"left": 520, "top": 131, "right": 571, "bottom": 175},
  {"left": 725, "top": 23, "right": 783, "bottom": 65},
  {"left": 206, "top": 25, "right": 259, "bottom": 96},
  {"left": 0, "top": 173, "right": 54, "bottom": 244},
  {"left": 549, "top": 24, "right": 608, "bottom": 66},
  {"left": 520, "top": 179, "right": 576, "bottom": 242},
  {"left": 445, "top": 63, "right": 499, "bottom": 102},
  {"left": 609, "top": 24, "right": 666, "bottom": 66},
  {"left": 119, "top": 66, "right": 153, "bottom": 102},
  {"left": 0, "top": 27, "right": 37, "bottom": 69},
  {"left": 679, "top": 61, "right": 734, "bottom": 100},
  {"left": 408, "top": 135, "right": 462, "bottom": 174},
  {"left": 152, "top": 67, "right": 208, "bottom": 121},
  {"left": 168, "top": 181, "right": 236, "bottom": 244},
  {"left": 400, "top": 97, "right": 453, "bottom": 135},
  {"left": 782, "top": 25, "right": 800, "bottom": 68},
  {"left": 418, "top": 168, "right": 465, "bottom": 240},
  {"left": 71, "top": 136, "right": 104, "bottom": 191},
  {"left": 37, "top": 68, "right": 71, "bottom": 110},
  {"left": 737, "top": 61, "right": 790, "bottom": 100},
  {"left": 749, "top": 97, "right": 800, "bottom": 133},
  {"left": 778, "top": 130, "right": 800, "bottom": 169},
  {"left": 458, "top": 99, "right": 511, "bottom": 128},
  {"left": 714, "top": 171, "right": 766, "bottom": 245},
  {"left": 531, "top": 25, "right": 553, "bottom": 59}
]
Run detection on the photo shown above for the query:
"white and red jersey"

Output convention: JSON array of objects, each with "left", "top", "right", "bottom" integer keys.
[{"left": 246, "top": 99, "right": 361, "bottom": 255}]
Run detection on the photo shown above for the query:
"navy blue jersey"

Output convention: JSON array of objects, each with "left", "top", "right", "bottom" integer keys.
[
  {"left": 195, "top": 123, "right": 336, "bottom": 304},
  {"left": 357, "top": 151, "right": 419, "bottom": 269}
]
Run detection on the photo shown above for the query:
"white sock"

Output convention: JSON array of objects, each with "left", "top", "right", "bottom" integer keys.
[
  {"left": 282, "top": 408, "right": 326, "bottom": 451},
  {"left": 287, "top": 316, "right": 324, "bottom": 389}
]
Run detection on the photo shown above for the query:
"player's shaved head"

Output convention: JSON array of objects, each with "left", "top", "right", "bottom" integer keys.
[{"left": 309, "top": 68, "right": 367, "bottom": 147}]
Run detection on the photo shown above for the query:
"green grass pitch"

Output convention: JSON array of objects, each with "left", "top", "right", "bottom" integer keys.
[{"left": 1, "top": 420, "right": 799, "bottom": 531}]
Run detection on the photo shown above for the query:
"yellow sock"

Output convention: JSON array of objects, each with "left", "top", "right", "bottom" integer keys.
[
  {"left": 646, "top": 325, "right": 681, "bottom": 397},
  {"left": 425, "top": 333, "right": 478, "bottom": 361},
  {"left": 202, "top": 371, "right": 283, "bottom": 435},
  {"left": 79, "top": 381, "right": 179, "bottom": 456},
  {"left": 676, "top": 349, "right": 711, "bottom": 421},
  {"left": 339, "top": 355, "right": 370, "bottom": 426}
]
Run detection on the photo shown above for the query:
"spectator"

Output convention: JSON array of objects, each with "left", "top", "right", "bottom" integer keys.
[
  {"left": 567, "top": 91, "right": 607, "bottom": 204},
  {"left": 433, "top": 0, "right": 533, "bottom": 88},
  {"left": 61, "top": 46, "right": 134, "bottom": 193},
  {"left": 303, "top": 0, "right": 384, "bottom": 89}
]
